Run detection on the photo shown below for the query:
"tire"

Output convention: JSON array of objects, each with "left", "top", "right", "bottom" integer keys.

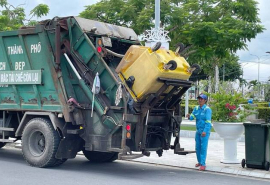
[
  {"left": 167, "top": 60, "right": 177, "bottom": 70},
  {"left": 22, "top": 118, "right": 60, "bottom": 168},
  {"left": 265, "top": 162, "right": 269, "bottom": 171},
  {"left": 151, "top": 42, "right": 161, "bottom": 52},
  {"left": 0, "top": 142, "right": 6, "bottom": 149},
  {"left": 177, "top": 43, "right": 185, "bottom": 53},
  {"left": 83, "top": 150, "right": 118, "bottom": 163},
  {"left": 108, "top": 152, "right": 118, "bottom": 162},
  {"left": 191, "top": 64, "right": 201, "bottom": 74},
  {"left": 52, "top": 159, "right": 68, "bottom": 167},
  {"left": 241, "top": 159, "right": 245, "bottom": 168}
]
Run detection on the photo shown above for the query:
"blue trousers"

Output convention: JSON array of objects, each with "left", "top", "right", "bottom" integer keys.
[{"left": 195, "top": 131, "right": 210, "bottom": 166}]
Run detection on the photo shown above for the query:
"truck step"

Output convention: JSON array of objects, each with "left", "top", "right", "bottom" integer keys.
[
  {"left": 172, "top": 143, "right": 195, "bottom": 155},
  {"left": 0, "top": 139, "right": 14, "bottom": 143},
  {"left": 0, "top": 127, "right": 14, "bottom": 131},
  {"left": 174, "top": 150, "right": 196, "bottom": 155},
  {"left": 170, "top": 145, "right": 184, "bottom": 150}
]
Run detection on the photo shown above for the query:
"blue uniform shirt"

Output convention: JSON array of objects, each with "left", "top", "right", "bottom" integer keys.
[{"left": 189, "top": 104, "right": 212, "bottom": 133}]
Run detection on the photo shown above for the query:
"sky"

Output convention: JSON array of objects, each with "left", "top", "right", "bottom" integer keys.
[{"left": 6, "top": 0, "right": 270, "bottom": 83}]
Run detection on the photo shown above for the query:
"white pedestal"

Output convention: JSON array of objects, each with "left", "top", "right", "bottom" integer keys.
[
  {"left": 213, "top": 122, "right": 244, "bottom": 164},
  {"left": 221, "top": 139, "right": 241, "bottom": 163}
]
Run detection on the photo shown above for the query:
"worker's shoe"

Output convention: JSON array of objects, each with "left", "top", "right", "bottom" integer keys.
[
  {"left": 195, "top": 163, "right": 200, "bottom": 167},
  {"left": 199, "top": 166, "right": 206, "bottom": 171}
]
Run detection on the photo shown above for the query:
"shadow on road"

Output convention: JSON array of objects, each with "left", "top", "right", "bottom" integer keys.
[
  {"left": 0, "top": 147, "right": 25, "bottom": 164},
  {"left": 0, "top": 147, "right": 190, "bottom": 178}
]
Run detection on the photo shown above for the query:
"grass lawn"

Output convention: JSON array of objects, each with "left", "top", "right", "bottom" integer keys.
[{"left": 181, "top": 125, "right": 215, "bottom": 132}]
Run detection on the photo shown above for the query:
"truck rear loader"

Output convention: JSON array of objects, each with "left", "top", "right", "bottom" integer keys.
[{"left": 0, "top": 16, "right": 196, "bottom": 167}]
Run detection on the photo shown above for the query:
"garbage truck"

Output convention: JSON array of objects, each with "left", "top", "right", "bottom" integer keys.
[{"left": 0, "top": 16, "right": 196, "bottom": 167}]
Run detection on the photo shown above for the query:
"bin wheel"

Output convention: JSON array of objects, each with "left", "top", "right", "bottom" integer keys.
[
  {"left": 176, "top": 43, "right": 185, "bottom": 53},
  {"left": 151, "top": 42, "right": 161, "bottom": 52},
  {"left": 241, "top": 159, "right": 246, "bottom": 168},
  {"left": 190, "top": 64, "right": 201, "bottom": 74},
  {"left": 265, "top": 162, "right": 270, "bottom": 171}
]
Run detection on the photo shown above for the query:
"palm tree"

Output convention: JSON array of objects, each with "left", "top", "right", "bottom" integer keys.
[{"left": 248, "top": 80, "right": 260, "bottom": 89}]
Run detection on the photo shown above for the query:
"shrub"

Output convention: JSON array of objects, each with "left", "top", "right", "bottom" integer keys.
[
  {"left": 181, "top": 100, "right": 198, "bottom": 105},
  {"left": 256, "top": 103, "right": 270, "bottom": 108},
  {"left": 180, "top": 104, "right": 196, "bottom": 117},
  {"left": 257, "top": 107, "right": 270, "bottom": 122},
  {"left": 209, "top": 91, "right": 253, "bottom": 122}
]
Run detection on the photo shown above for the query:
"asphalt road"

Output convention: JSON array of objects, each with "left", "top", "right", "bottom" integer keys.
[{"left": 0, "top": 147, "right": 269, "bottom": 185}]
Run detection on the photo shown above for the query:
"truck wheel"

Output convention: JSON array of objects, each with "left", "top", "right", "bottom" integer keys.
[
  {"left": 52, "top": 159, "right": 68, "bottom": 167},
  {"left": 0, "top": 142, "right": 6, "bottom": 149},
  {"left": 83, "top": 150, "right": 118, "bottom": 162},
  {"left": 22, "top": 118, "right": 60, "bottom": 168},
  {"left": 108, "top": 152, "right": 118, "bottom": 162}
]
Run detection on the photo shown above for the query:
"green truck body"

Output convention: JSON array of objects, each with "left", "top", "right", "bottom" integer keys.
[{"left": 0, "top": 17, "right": 193, "bottom": 167}]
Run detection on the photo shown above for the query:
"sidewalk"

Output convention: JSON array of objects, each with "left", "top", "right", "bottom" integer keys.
[{"left": 132, "top": 136, "right": 270, "bottom": 180}]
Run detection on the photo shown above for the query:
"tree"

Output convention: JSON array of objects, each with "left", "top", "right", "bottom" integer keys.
[
  {"left": 265, "top": 85, "right": 270, "bottom": 102},
  {"left": 248, "top": 80, "right": 260, "bottom": 89},
  {"left": 80, "top": 0, "right": 161, "bottom": 34},
  {"left": 247, "top": 79, "right": 261, "bottom": 100},
  {"left": 80, "top": 0, "right": 263, "bottom": 54},
  {"left": 189, "top": 53, "right": 243, "bottom": 81},
  {"left": 79, "top": 0, "right": 264, "bottom": 84},
  {"left": 263, "top": 82, "right": 270, "bottom": 102},
  {"left": 0, "top": 0, "right": 49, "bottom": 31}
]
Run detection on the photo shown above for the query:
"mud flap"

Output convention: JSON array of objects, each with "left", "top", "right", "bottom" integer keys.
[{"left": 56, "top": 135, "right": 83, "bottom": 159}]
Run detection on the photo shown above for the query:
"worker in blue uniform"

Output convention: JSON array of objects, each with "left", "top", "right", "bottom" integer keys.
[{"left": 186, "top": 94, "right": 212, "bottom": 171}]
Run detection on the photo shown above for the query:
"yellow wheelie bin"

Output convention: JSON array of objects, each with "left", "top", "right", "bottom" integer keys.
[{"left": 115, "top": 45, "right": 192, "bottom": 101}]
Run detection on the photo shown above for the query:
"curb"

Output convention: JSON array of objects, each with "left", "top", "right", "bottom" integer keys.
[
  {"left": 130, "top": 158, "right": 270, "bottom": 180},
  {"left": 63, "top": 151, "right": 270, "bottom": 180}
]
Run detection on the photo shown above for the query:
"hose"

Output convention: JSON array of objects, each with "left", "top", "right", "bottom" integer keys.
[
  {"left": 165, "top": 102, "right": 181, "bottom": 133},
  {"left": 105, "top": 48, "right": 125, "bottom": 58}
]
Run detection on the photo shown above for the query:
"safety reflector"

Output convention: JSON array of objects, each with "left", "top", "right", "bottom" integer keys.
[
  {"left": 126, "top": 124, "right": 131, "bottom": 131},
  {"left": 126, "top": 123, "right": 131, "bottom": 139},
  {"left": 97, "top": 46, "right": 102, "bottom": 53},
  {"left": 126, "top": 132, "right": 131, "bottom": 139}
]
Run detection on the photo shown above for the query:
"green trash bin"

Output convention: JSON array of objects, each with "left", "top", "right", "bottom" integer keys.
[
  {"left": 266, "top": 124, "right": 270, "bottom": 170},
  {"left": 241, "top": 122, "right": 269, "bottom": 171}
]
